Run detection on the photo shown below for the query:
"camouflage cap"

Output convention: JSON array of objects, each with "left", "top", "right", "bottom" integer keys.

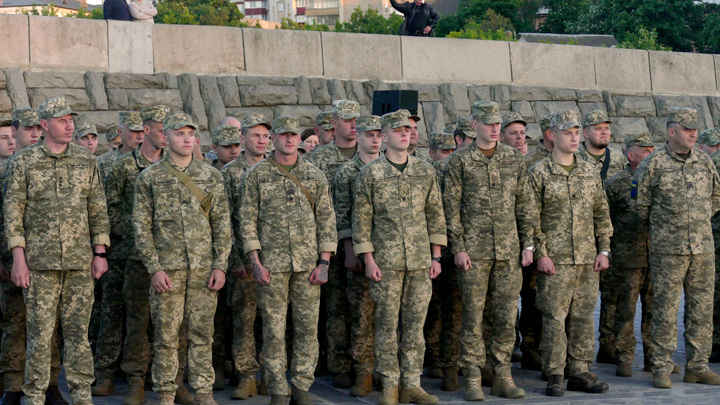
[
  {"left": 582, "top": 110, "right": 613, "bottom": 127},
  {"left": 163, "top": 113, "right": 198, "bottom": 131},
  {"left": 444, "top": 123, "right": 458, "bottom": 133},
  {"left": 539, "top": 114, "right": 553, "bottom": 132},
  {"left": 0, "top": 114, "right": 11, "bottom": 127},
  {"left": 74, "top": 122, "right": 98, "bottom": 140},
  {"left": 38, "top": 96, "right": 77, "bottom": 120},
  {"left": 272, "top": 116, "right": 301, "bottom": 135},
  {"left": 471, "top": 101, "right": 502, "bottom": 124},
  {"left": 380, "top": 110, "right": 411, "bottom": 129},
  {"left": 501, "top": 112, "right": 527, "bottom": 131},
  {"left": 698, "top": 128, "right": 720, "bottom": 146},
  {"left": 297, "top": 143, "right": 307, "bottom": 153},
  {"left": 332, "top": 99, "right": 361, "bottom": 120},
  {"left": 667, "top": 107, "right": 700, "bottom": 129},
  {"left": 625, "top": 132, "right": 655, "bottom": 150},
  {"left": 12, "top": 108, "right": 40, "bottom": 127},
  {"left": 430, "top": 132, "right": 456, "bottom": 150},
  {"left": 119, "top": 111, "right": 144, "bottom": 132},
  {"left": 105, "top": 124, "right": 119, "bottom": 142},
  {"left": 456, "top": 116, "right": 476, "bottom": 138},
  {"left": 315, "top": 111, "right": 334, "bottom": 130},
  {"left": 356, "top": 115, "right": 381, "bottom": 132},
  {"left": 140, "top": 105, "right": 171, "bottom": 123},
  {"left": 241, "top": 113, "right": 272, "bottom": 130},
  {"left": 551, "top": 110, "right": 581, "bottom": 131},
  {"left": 212, "top": 125, "right": 241, "bottom": 146}
]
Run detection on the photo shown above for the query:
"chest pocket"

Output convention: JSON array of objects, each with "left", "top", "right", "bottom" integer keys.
[
  {"left": 409, "top": 175, "right": 429, "bottom": 206},
  {"left": 26, "top": 163, "right": 55, "bottom": 201},
  {"left": 656, "top": 168, "right": 686, "bottom": 196},
  {"left": 499, "top": 162, "right": 518, "bottom": 191},
  {"left": 68, "top": 162, "right": 92, "bottom": 197},
  {"left": 153, "top": 179, "right": 178, "bottom": 221},
  {"left": 684, "top": 166, "right": 713, "bottom": 198},
  {"left": 259, "top": 175, "right": 285, "bottom": 210}
]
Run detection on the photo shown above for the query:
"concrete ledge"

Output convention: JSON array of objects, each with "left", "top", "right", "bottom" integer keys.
[
  {"left": 594, "top": 47, "right": 651, "bottom": 92},
  {"left": 322, "top": 32, "right": 401, "bottom": 81},
  {"left": 0, "top": 14, "right": 30, "bottom": 68},
  {"left": 29, "top": 16, "right": 108, "bottom": 71},
  {"left": 510, "top": 42, "right": 595, "bottom": 89},
  {"left": 243, "top": 28, "right": 322, "bottom": 77},
  {"left": 402, "top": 37, "right": 511, "bottom": 84},
  {"left": 108, "top": 20, "right": 154, "bottom": 74},
  {"left": 650, "top": 51, "right": 717, "bottom": 95},
  {"left": 153, "top": 24, "right": 244, "bottom": 74}
]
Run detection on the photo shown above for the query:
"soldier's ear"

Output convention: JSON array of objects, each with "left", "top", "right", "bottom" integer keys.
[{"left": 39, "top": 119, "right": 49, "bottom": 132}]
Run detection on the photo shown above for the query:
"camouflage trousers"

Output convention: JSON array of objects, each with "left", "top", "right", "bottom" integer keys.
[
  {"left": 613, "top": 265, "right": 653, "bottom": 366},
  {"left": 649, "top": 253, "right": 714, "bottom": 375},
  {"left": 435, "top": 259, "right": 462, "bottom": 369},
  {"left": 519, "top": 263, "right": 542, "bottom": 355},
  {"left": 326, "top": 253, "right": 351, "bottom": 375},
  {"left": 598, "top": 264, "right": 619, "bottom": 351},
  {"left": 347, "top": 268, "right": 375, "bottom": 376},
  {"left": 424, "top": 282, "right": 440, "bottom": 369},
  {"left": 0, "top": 280, "right": 61, "bottom": 391},
  {"left": 94, "top": 258, "right": 125, "bottom": 381},
  {"left": 150, "top": 268, "right": 217, "bottom": 395},
  {"left": 24, "top": 270, "right": 94, "bottom": 405},
  {"left": 714, "top": 249, "right": 720, "bottom": 346},
  {"left": 227, "top": 274, "right": 259, "bottom": 383},
  {"left": 212, "top": 286, "right": 228, "bottom": 374},
  {"left": 121, "top": 259, "right": 152, "bottom": 378},
  {"left": 536, "top": 264, "right": 598, "bottom": 377},
  {"left": 370, "top": 269, "right": 431, "bottom": 388},
  {"left": 457, "top": 260, "right": 521, "bottom": 379},
  {"left": 257, "top": 271, "right": 320, "bottom": 395}
]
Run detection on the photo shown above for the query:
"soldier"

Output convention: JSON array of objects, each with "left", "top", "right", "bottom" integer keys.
[
  {"left": 211, "top": 125, "right": 242, "bottom": 171},
  {"left": 635, "top": 107, "right": 720, "bottom": 388},
  {"left": 454, "top": 116, "right": 475, "bottom": 149},
  {"left": 221, "top": 114, "right": 271, "bottom": 400},
  {"left": 353, "top": 110, "right": 446, "bottom": 405},
  {"left": 106, "top": 124, "right": 121, "bottom": 150},
  {"left": 74, "top": 123, "right": 99, "bottom": 155},
  {"left": 698, "top": 129, "right": 720, "bottom": 156},
  {"left": 9, "top": 108, "right": 42, "bottom": 150},
  {"left": 5, "top": 96, "right": 110, "bottom": 405},
  {"left": 0, "top": 115, "right": 16, "bottom": 163},
  {"left": 219, "top": 116, "right": 242, "bottom": 130},
  {"left": 239, "top": 116, "right": 336, "bottom": 405},
  {"left": 500, "top": 112, "right": 527, "bottom": 155},
  {"left": 428, "top": 132, "right": 455, "bottom": 163},
  {"left": 307, "top": 99, "right": 359, "bottom": 388},
  {"left": 407, "top": 113, "right": 432, "bottom": 164},
  {"left": 314, "top": 111, "right": 335, "bottom": 147},
  {"left": 96, "top": 112, "right": 144, "bottom": 182},
  {"left": 529, "top": 110, "right": 612, "bottom": 397},
  {"left": 132, "top": 113, "right": 231, "bottom": 405},
  {"left": 705, "top": 128, "right": 720, "bottom": 363},
  {"left": 332, "top": 115, "right": 383, "bottom": 397},
  {"left": 525, "top": 114, "right": 553, "bottom": 169}
]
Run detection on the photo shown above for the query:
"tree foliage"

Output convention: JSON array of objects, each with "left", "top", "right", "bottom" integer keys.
[
  {"left": 335, "top": 6, "right": 403, "bottom": 35},
  {"left": 435, "top": 0, "right": 537, "bottom": 38},
  {"left": 278, "top": 17, "right": 330, "bottom": 31},
  {"left": 156, "top": 0, "right": 250, "bottom": 27}
]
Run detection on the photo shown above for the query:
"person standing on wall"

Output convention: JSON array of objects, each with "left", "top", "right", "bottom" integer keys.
[{"left": 390, "top": 0, "right": 439, "bottom": 37}]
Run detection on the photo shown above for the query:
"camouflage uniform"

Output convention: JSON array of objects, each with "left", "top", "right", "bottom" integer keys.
[
  {"left": 711, "top": 146, "right": 720, "bottom": 353},
  {"left": 96, "top": 147, "right": 121, "bottom": 183},
  {"left": 4, "top": 97, "right": 111, "bottom": 405},
  {"left": 133, "top": 114, "right": 232, "bottom": 395},
  {"left": 634, "top": 108, "right": 720, "bottom": 376},
  {"left": 74, "top": 122, "right": 98, "bottom": 142},
  {"left": 528, "top": 111, "right": 613, "bottom": 378},
  {"left": 238, "top": 117, "right": 337, "bottom": 396}
]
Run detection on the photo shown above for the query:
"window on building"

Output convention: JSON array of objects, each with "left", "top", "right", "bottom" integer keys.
[
  {"left": 309, "top": 0, "right": 338, "bottom": 9},
  {"left": 278, "top": 1, "right": 284, "bottom": 11},
  {"left": 315, "top": 14, "right": 338, "bottom": 25},
  {"left": 236, "top": 3, "right": 245, "bottom": 12},
  {"left": 297, "top": 0, "right": 306, "bottom": 7},
  {"left": 246, "top": 1, "right": 267, "bottom": 8}
]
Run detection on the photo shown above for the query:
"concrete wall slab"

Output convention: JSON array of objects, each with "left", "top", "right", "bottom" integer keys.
[
  {"left": 153, "top": 24, "right": 244, "bottom": 74},
  {"left": 594, "top": 47, "right": 651, "bottom": 92},
  {"left": 510, "top": 42, "right": 595, "bottom": 89},
  {"left": 0, "top": 14, "right": 30, "bottom": 68},
  {"left": 29, "top": 16, "right": 108, "bottom": 71},
  {"left": 108, "top": 20, "right": 154, "bottom": 74},
  {"left": 321, "top": 32, "right": 401, "bottom": 81},
  {"left": 650, "top": 51, "right": 716, "bottom": 95},
  {"left": 243, "top": 28, "right": 322, "bottom": 77}
]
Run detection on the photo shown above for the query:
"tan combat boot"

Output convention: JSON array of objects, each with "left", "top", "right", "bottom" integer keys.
[
  {"left": 123, "top": 377, "right": 146, "bottom": 405},
  {"left": 350, "top": 374, "right": 373, "bottom": 397},
  {"left": 490, "top": 376, "right": 525, "bottom": 399},
  {"left": 191, "top": 393, "right": 217, "bottom": 405},
  {"left": 174, "top": 373, "right": 194, "bottom": 404},
  {"left": 158, "top": 393, "right": 175, "bottom": 405},
  {"left": 230, "top": 380, "right": 258, "bottom": 400},
  {"left": 464, "top": 377, "right": 485, "bottom": 401},
  {"left": 398, "top": 386, "right": 438, "bottom": 404},
  {"left": 378, "top": 386, "right": 398, "bottom": 405},
  {"left": 683, "top": 368, "right": 720, "bottom": 385},
  {"left": 91, "top": 379, "right": 115, "bottom": 396},
  {"left": 653, "top": 373, "right": 671, "bottom": 389},
  {"left": 440, "top": 367, "right": 459, "bottom": 392}
]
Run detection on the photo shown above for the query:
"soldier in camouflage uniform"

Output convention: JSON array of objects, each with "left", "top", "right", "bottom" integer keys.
[
  {"left": 704, "top": 128, "right": 720, "bottom": 363},
  {"left": 453, "top": 116, "right": 475, "bottom": 150},
  {"left": 529, "top": 110, "right": 612, "bottom": 396},
  {"left": 106, "top": 124, "right": 121, "bottom": 151},
  {"left": 5, "top": 96, "right": 111, "bottom": 405},
  {"left": 210, "top": 125, "right": 241, "bottom": 171},
  {"left": 133, "top": 113, "right": 232, "bottom": 405},
  {"left": 222, "top": 114, "right": 271, "bottom": 400},
  {"left": 74, "top": 123, "right": 99, "bottom": 155},
  {"left": 332, "top": 115, "right": 383, "bottom": 397},
  {"left": 0, "top": 115, "right": 16, "bottom": 162},
  {"left": 9, "top": 108, "right": 42, "bottom": 151},
  {"left": 635, "top": 107, "right": 720, "bottom": 388},
  {"left": 500, "top": 112, "right": 528, "bottom": 155},
  {"left": 407, "top": 113, "right": 432, "bottom": 164},
  {"left": 442, "top": 101, "right": 537, "bottom": 401},
  {"left": 239, "top": 116, "right": 336, "bottom": 405},
  {"left": 525, "top": 114, "right": 553, "bottom": 170},
  {"left": 96, "top": 112, "right": 144, "bottom": 183},
  {"left": 307, "top": 100, "right": 359, "bottom": 389},
  {"left": 315, "top": 111, "right": 335, "bottom": 147},
  {"left": 352, "top": 110, "right": 446, "bottom": 405}
]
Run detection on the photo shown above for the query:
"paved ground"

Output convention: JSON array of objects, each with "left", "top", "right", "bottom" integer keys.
[{"left": 79, "top": 294, "right": 720, "bottom": 404}]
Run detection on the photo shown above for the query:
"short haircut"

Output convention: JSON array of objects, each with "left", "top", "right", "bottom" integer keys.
[
  {"left": 454, "top": 129, "right": 469, "bottom": 142},
  {"left": 11, "top": 121, "right": 20, "bottom": 130}
]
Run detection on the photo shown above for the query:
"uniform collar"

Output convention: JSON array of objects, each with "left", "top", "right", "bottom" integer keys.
[{"left": 663, "top": 143, "right": 698, "bottom": 163}]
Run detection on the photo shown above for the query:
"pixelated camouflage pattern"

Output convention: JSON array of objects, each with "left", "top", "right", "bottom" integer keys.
[
  {"left": 332, "top": 100, "right": 361, "bottom": 120},
  {"left": 105, "top": 124, "right": 119, "bottom": 143},
  {"left": 576, "top": 143, "right": 628, "bottom": 180},
  {"left": 333, "top": 154, "right": 366, "bottom": 241},
  {"left": 119, "top": 111, "right": 143, "bottom": 131},
  {"left": 96, "top": 148, "right": 122, "bottom": 184},
  {"left": 525, "top": 140, "right": 552, "bottom": 169},
  {"left": 625, "top": 132, "right": 654, "bottom": 149},
  {"left": 380, "top": 111, "right": 411, "bottom": 129},
  {"left": 12, "top": 108, "right": 40, "bottom": 127},
  {"left": 37, "top": 96, "right": 77, "bottom": 120},
  {"left": 242, "top": 113, "right": 272, "bottom": 130},
  {"left": 551, "top": 110, "right": 581, "bottom": 130},
  {"left": 212, "top": 125, "right": 241, "bottom": 146},
  {"left": 699, "top": 129, "right": 720, "bottom": 146},
  {"left": 140, "top": 104, "right": 171, "bottom": 123},
  {"left": 163, "top": 113, "right": 197, "bottom": 131},
  {"left": 456, "top": 116, "right": 475, "bottom": 138},
  {"left": 582, "top": 110, "right": 613, "bottom": 127},
  {"left": 272, "top": 116, "right": 301, "bottom": 135},
  {"left": 73, "top": 122, "right": 97, "bottom": 140},
  {"left": 307, "top": 140, "right": 355, "bottom": 187},
  {"left": 539, "top": 114, "right": 553, "bottom": 132},
  {"left": 93, "top": 258, "right": 125, "bottom": 381},
  {"left": 501, "top": 112, "right": 527, "bottom": 131},
  {"left": 429, "top": 132, "right": 455, "bottom": 150},
  {"left": 471, "top": 101, "right": 502, "bottom": 124},
  {"left": 221, "top": 154, "right": 253, "bottom": 270},
  {"left": 667, "top": 107, "right": 700, "bottom": 129},
  {"left": 356, "top": 115, "right": 381, "bottom": 132},
  {"left": 711, "top": 150, "right": 720, "bottom": 346},
  {"left": 606, "top": 167, "right": 649, "bottom": 268},
  {"left": 315, "top": 111, "right": 333, "bottom": 130}
]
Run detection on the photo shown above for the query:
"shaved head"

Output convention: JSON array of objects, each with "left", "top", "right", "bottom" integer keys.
[{"left": 219, "top": 116, "right": 241, "bottom": 129}]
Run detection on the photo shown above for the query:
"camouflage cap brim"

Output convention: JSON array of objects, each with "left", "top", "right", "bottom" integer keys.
[
  {"left": 0, "top": 115, "right": 11, "bottom": 127},
  {"left": 274, "top": 126, "right": 301, "bottom": 135}
]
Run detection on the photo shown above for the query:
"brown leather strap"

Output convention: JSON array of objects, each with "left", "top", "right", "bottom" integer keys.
[
  {"left": 160, "top": 160, "right": 211, "bottom": 219},
  {"left": 268, "top": 156, "right": 315, "bottom": 211}
]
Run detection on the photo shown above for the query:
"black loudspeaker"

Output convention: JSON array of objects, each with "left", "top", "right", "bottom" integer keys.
[{"left": 372, "top": 90, "right": 419, "bottom": 116}]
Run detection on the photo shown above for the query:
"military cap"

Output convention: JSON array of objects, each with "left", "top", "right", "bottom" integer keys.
[
  {"left": 212, "top": 125, "right": 241, "bottom": 146},
  {"left": 444, "top": 123, "right": 458, "bottom": 133},
  {"left": 105, "top": 124, "right": 119, "bottom": 142},
  {"left": 242, "top": 113, "right": 272, "bottom": 130},
  {"left": 455, "top": 116, "right": 476, "bottom": 138},
  {"left": 430, "top": 132, "right": 456, "bottom": 150},
  {"left": 380, "top": 110, "right": 411, "bottom": 129},
  {"left": 667, "top": 107, "right": 700, "bottom": 129},
  {"left": 74, "top": 122, "right": 98, "bottom": 140},
  {"left": 163, "top": 113, "right": 198, "bottom": 131},
  {"left": 12, "top": 108, "right": 40, "bottom": 127},
  {"left": 140, "top": 105, "right": 171, "bottom": 123},
  {"left": 501, "top": 112, "right": 527, "bottom": 131},
  {"left": 625, "top": 132, "right": 655, "bottom": 150},
  {"left": 698, "top": 129, "right": 720, "bottom": 146},
  {"left": 471, "top": 101, "right": 502, "bottom": 124},
  {"left": 582, "top": 110, "right": 613, "bottom": 127},
  {"left": 0, "top": 114, "right": 11, "bottom": 127},
  {"left": 315, "top": 111, "right": 334, "bottom": 130},
  {"left": 38, "top": 96, "right": 77, "bottom": 120},
  {"left": 356, "top": 115, "right": 381, "bottom": 132},
  {"left": 551, "top": 110, "right": 581, "bottom": 130},
  {"left": 272, "top": 116, "right": 301, "bottom": 135},
  {"left": 297, "top": 143, "right": 307, "bottom": 153},
  {"left": 332, "top": 100, "right": 361, "bottom": 120},
  {"left": 539, "top": 114, "right": 553, "bottom": 132},
  {"left": 119, "top": 111, "right": 144, "bottom": 132}
]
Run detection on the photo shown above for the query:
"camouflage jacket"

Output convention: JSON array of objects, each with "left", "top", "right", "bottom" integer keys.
[
  {"left": 106, "top": 148, "right": 162, "bottom": 261},
  {"left": 97, "top": 148, "right": 121, "bottom": 184},
  {"left": 307, "top": 140, "right": 355, "bottom": 189},
  {"left": 239, "top": 153, "right": 337, "bottom": 273},
  {"left": 0, "top": 158, "right": 11, "bottom": 267},
  {"left": 606, "top": 166, "right": 648, "bottom": 268},
  {"left": 4, "top": 142, "right": 111, "bottom": 270},
  {"left": 432, "top": 156, "right": 450, "bottom": 189},
  {"left": 529, "top": 156, "right": 612, "bottom": 264},
  {"left": 576, "top": 142, "right": 627, "bottom": 181},
  {"left": 634, "top": 144, "right": 720, "bottom": 255},
  {"left": 333, "top": 154, "right": 366, "bottom": 241},
  {"left": 410, "top": 148, "right": 433, "bottom": 164},
  {"left": 525, "top": 140, "right": 552, "bottom": 169},
  {"left": 221, "top": 154, "right": 253, "bottom": 270},
  {"left": 133, "top": 154, "right": 231, "bottom": 274},
  {"left": 710, "top": 150, "right": 720, "bottom": 245},
  {"left": 353, "top": 154, "right": 447, "bottom": 271},
  {"left": 443, "top": 142, "right": 539, "bottom": 260}
]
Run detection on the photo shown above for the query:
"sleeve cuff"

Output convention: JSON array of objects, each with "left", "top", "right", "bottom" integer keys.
[
  {"left": 242, "top": 240, "right": 262, "bottom": 255},
  {"left": 597, "top": 239, "right": 611, "bottom": 253},
  {"left": 212, "top": 260, "right": 228, "bottom": 273},
  {"left": 318, "top": 242, "right": 337, "bottom": 255},
  {"left": 337, "top": 228, "right": 353, "bottom": 241},
  {"left": 429, "top": 234, "right": 448, "bottom": 247},
  {"left": 353, "top": 241, "right": 374, "bottom": 255},
  {"left": 92, "top": 234, "right": 111, "bottom": 247},
  {"left": 7, "top": 236, "right": 25, "bottom": 250},
  {"left": 146, "top": 262, "right": 163, "bottom": 274}
]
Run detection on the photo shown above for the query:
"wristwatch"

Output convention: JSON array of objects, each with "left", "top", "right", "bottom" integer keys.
[
  {"left": 524, "top": 246, "right": 535, "bottom": 253},
  {"left": 316, "top": 259, "right": 330, "bottom": 266},
  {"left": 93, "top": 252, "right": 107, "bottom": 258},
  {"left": 599, "top": 251, "right": 611, "bottom": 259},
  {"left": 432, "top": 257, "right": 442, "bottom": 263}
]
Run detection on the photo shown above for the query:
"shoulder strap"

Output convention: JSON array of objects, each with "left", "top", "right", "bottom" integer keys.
[
  {"left": 268, "top": 156, "right": 315, "bottom": 211},
  {"left": 600, "top": 148, "right": 611, "bottom": 181},
  {"left": 160, "top": 160, "right": 211, "bottom": 219}
]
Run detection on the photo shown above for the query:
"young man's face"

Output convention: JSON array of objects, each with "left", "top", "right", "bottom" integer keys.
[
  {"left": 120, "top": 125, "right": 144, "bottom": 150},
  {"left": 0, "top": 127, "right": 16, "bottom": 159},
  {"left": 272, "top": 132, "right": 301, "bottom": 156},
  {"left": 302, "top": 135, "right": 319, "bottom": 153},
  {"left": 383, "top": 126, "right": 410, "bottom": 152},
  {"left": 213, "top": 143, "right": 241, "bottom": 164},
  {"left": 108, "top": 135, "right": 122, "bottom": 150},
  {"left": 144, "top": 120, "right": 167, "bottom": 150},
  {"left": 13, "top": 124, "right": 42, "bottom": 150},
  {"left": 583, "top": 122, "right": 611, "bottom": 150},
  {"left": 550, "top": 127, "right": 581, "bottom": 154},
  {"left": 76, "top": 134, "right": 98, "bottom": 154},
  {"left": 242, "top": 125, "right": 270, "bottom": 157},
  {"left": 166, "top": 127, "right": 195, "bottom": 158},
  {"left": 332, "top": 115, "right": 357, "bottom": 143},
  {"left": 500, "top": 123, "right": 527, "bottom": 152},
  {"left": 41, "top": 115, "right": 75, "bottom": 145},
  {"left": 315, "top": 127, "right": 334, "bottom": 145},
  {"left": 455, "top": 134, "right": 473, "bottom": 149},
  {"left": 408, "top": 118, "right": 419, "bottom": 147},
  {"left": 473, "top": 119, "right": 501, "bottom": 145},
  {"left": 357, "top": 130, "right": 382, "bottom": 155}
]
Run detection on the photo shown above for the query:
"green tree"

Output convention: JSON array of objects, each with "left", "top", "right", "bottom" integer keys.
[
  {"left": 435, "top": 0, "right": 526, "bottom": 38},
  {"left": 156, "top": 0, "right": 250, "bottom": 27},
  {"left": 700, "top": 6, "right": 720, "bottom": 54},
  {"left": 446, "top": 21, "right": 515, "bottom": 40},
  {"left": 334, "top": 6, "right": 403, "bottom": 35},
  {"left": 71, "top": 6, "right": 104, "bottom": 19},
  {"left": 21, "top": 3, "right": 59, "bottom": 16},
  {"left": 539, "top": 0, "right": 596, "bottom": 34},
  {"left": 278, "top": 17, "right": 330, "bottom": 31},
  {"left": 618, "top": 27, "right": 671, "bottom": 51}
]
